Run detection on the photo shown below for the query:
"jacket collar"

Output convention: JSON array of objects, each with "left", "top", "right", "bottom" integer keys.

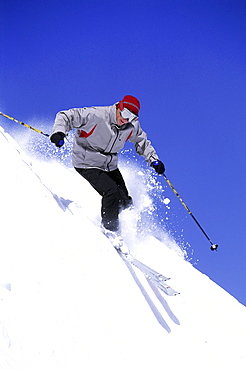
[{"left": 109, "top": 104, "right": 118, "bottom": 124}]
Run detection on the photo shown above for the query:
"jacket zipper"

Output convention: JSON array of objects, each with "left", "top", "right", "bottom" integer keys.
[
  {"left": 106, "top": 154, "right": 113, "bottom": 171},
  {"left": 107, "top": 126, "right": 120, "bottom": 153},
  {"left": 106, "top": 127, "right": 120, "bottom": 171}
]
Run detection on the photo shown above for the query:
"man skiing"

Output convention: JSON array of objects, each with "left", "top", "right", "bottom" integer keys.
[{"left": 50, "top": 95, "right": 165, "bottom": 238}]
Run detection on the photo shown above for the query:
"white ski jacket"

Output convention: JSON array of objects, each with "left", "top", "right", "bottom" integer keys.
[{"left": 52, "top": 104, "right": 160, "bottom": 171}]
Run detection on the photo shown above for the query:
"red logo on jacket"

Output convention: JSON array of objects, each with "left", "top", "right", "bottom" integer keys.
[{"left": 79, "top": 125, "right": 97, "bottom": 138}]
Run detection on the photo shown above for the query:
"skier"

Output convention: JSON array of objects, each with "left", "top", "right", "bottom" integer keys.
[{"left": 50, "top": 95, "right": 165, "bottom": 237}]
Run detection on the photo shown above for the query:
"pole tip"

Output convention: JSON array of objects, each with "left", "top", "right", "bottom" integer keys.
[{"left": 210, "top": 244, "right": 218, "bottom": 251}]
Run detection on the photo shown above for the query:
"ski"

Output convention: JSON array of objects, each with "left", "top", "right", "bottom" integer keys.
[
  {"left": 146, "top": 279, "right": 180, "bottom": 324},
  {"left": 146, "top": 276, "right": 179, "bottom": 296},
  {"left": 103, "top": 229, "right": 179, "bottom": 296},
  {"left": 129, "top": 258, "right": 170, "bottom": 282},
  {"left": 102, "top": 228, "right": 130, "bottom": 254},
  {"left": 118, "top": 250, "right": 179, "bottom": 297},
  {"left": 120, "top": 253, "right": 172, "bottom": 332}
]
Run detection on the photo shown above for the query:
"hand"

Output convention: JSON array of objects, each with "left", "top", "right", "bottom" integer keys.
[
  {"left": 50, "top": 132, "right": 65, "bottom": 147},
  {"left": 151, "top": 160, "right": 165, "bottom": 174}
]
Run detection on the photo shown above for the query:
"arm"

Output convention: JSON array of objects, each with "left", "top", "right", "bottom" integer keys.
[
  {"left": 130, "top": 122, "right": 159, "bottom": 165},
  {"left": 50, "top": 107, "right": 90, "bottom": 147},
  {"left": 130, "top": 121, "right": 165, "bottom": 174},
  {"left": 52, "top": 108, "right": 89, "bottom": 134}
]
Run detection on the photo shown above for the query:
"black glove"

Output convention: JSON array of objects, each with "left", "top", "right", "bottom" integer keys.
[
  {"left": 151, "top": 160, "right": 165, "bottom": 174},
  {"left": 50, "top": 132, "right": 65, "bottom": 148}
]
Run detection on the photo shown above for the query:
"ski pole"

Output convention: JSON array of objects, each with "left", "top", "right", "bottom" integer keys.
[
  {"left": 163, "top": 173, "right": 218, "bottom": 251},
  {"left": 0, "top": 112, "right": 50, "bottom": 137}
]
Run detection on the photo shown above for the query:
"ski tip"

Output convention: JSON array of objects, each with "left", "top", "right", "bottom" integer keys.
[
  {"left": 168, "top": 288, "right": 180, "bottom": 296},
  {"left": 173, "top": 292, "right": 180, "bottom": 296},
  {"left": 158, "top": 274, "right": 170, "bottom": 281}
]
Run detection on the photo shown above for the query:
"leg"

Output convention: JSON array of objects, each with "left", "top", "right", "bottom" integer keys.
[
  {"left": 107, "top": 168, "right": 133, "bottom": 211},
  {"left": 75, "top": 168, "right": 122, "bottom": 231}
]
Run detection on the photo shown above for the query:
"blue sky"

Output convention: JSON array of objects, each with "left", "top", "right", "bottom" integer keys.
[{"left": 1, "top": 0, "right": 246, "bottom": 306}]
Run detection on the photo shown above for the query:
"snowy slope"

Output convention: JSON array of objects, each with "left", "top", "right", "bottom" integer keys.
[{"left": 0, "top": 126, "right": 246, "bottom": 370}]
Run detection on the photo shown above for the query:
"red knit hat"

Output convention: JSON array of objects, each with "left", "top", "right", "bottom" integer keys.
[{"left": 118, "top": 95, "right": 140, "bottom": 115}]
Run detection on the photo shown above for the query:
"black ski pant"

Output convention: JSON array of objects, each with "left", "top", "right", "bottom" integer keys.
[{"left": 75, "top": 167, "right": 133, "bottom": 232}]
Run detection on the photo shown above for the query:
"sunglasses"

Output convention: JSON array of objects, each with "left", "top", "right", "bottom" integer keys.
[{"left": 120, "top": 108, "right": 138, "bottom": 122}]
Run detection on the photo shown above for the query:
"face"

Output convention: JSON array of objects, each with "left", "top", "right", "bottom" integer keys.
[{"left": 116, "top": 109, "right": 128, "bottom": 126}]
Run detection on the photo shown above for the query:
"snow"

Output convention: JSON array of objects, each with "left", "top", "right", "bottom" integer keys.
[
  {"left": 0, "top": 125, "right": 246, "bottom": 370},
  {"left": 163, "top": 197, "right": 171, "bottom": 205}
]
